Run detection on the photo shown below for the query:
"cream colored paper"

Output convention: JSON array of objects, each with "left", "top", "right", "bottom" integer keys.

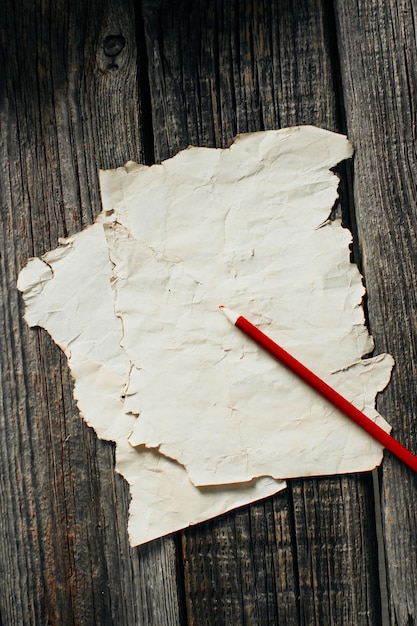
[
  {"left": 100, "top": 126, "right": 393, "bottom": 486},
  {"left": 17, "top": 221, "right": 284, "bottom": 546},
  {"left": 18, "top": 125, "right": 394, "bottom": 544}
]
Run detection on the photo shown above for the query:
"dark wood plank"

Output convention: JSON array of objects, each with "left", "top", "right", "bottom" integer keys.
[
  {"left": 291, "top": 475, "right": 381, "bottom": 624},
  {"left": 0, "top": 1, "right": 183, "bottom": 623},
  {"left": 142, "top": 0, "right": 382, "bottom": 623},
  {"left": 335, "top": 1, "right": 417, "bottom": 623},
  {"left": 182, "top": 494, "right": 299, "bottom": 625}
]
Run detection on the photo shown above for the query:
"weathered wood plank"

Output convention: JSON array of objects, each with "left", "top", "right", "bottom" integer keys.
[
  {"left": 335, "top": 2, "right": 417, "bottom": 624},
  {"left": 142, "top": 0, "right": 382, "bottom": 623},
  {"left": 0, "top": 1, "right": 183, "bottom": 623},
  {"left": 182, "top": 494, "right": 299, "bottom": 625},
  {"left": 4, "top": 0, "right": 411, "bottom": 623},
  {"left": 291, "top": 475, "right": 381, "bottom": 624}
]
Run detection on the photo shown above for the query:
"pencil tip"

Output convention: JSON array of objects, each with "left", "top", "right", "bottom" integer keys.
[{"left": 218, "top": 305, "right": 239, "bottom": 325}]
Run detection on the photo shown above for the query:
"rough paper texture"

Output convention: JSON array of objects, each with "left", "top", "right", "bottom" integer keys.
[
  {"left": 18, "top": 126, "right": 393, "bottom": 543},
  {"left": 17, "top": 222, "right": 283, "bottom": 546},
  {"left": 100, "top": 126, "right": 393, "bottom": 486}
]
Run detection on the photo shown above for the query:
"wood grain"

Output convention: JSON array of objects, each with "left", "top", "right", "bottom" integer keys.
[
  {"left": 335, "top": 1, "right": 417, "bottom": 624},
  {"left": 0, "top": 1, "right": 183, "bottom": 624},
  {"left": 2, "top": 0, "right": 415, "bottom": 623},
  {"left": 182, "top": 494, "right": 298, "bottom": 625}
]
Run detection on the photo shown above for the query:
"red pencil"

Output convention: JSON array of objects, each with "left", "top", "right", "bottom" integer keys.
[{"left": 219, "top": 305, "right": 417, "bottom": 474}]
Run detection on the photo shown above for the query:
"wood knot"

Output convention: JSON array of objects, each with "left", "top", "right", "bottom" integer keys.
[{"left": 102, "top": 35, "right": 125, "bottom": 58}]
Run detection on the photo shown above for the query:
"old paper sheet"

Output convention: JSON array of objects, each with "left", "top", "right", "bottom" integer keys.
[
  {"left": 18, "top": 125, "right": 394, "bottom": 544},
  {"left": 100, "top": 126, "right": 394, "bottom": 486},
  {"left": 17, "top": 221, "right": 284, "bottom": 546}
]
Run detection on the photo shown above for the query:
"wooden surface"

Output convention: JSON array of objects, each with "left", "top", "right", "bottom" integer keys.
[
  {"left": 0, "top": 1, "right": 416, "bottom": 624},
  {"left": 336, "top": 3, "right": 417, "bottom": 623}
]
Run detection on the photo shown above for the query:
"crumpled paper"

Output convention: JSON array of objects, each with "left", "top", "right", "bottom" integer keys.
[
  {"left": 18, "top": 125, "right": 393, "bottom": 544},
  {"left": 17, "top": 221, "right": 283, "bottom": 546}
]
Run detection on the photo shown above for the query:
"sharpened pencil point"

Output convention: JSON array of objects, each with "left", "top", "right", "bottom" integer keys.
[{"left": 218, "top": 305, "right": 240, "bottom": 325}]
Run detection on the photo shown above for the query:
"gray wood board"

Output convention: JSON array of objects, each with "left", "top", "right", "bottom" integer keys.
[
  {"left": 1, "top": 0, "right": 415, "bottom": 624},
  {"left": 335, "top": 1, "right": 417, "bottom": 624},
  {"left": 0, "top": 1, "right": 183, "bottom": 624}
]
